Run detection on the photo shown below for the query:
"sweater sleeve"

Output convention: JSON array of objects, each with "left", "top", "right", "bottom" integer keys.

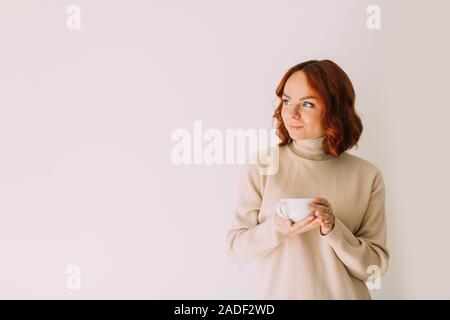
[
  {"left": 322, "top": 169, "right": 390, "bottom": 281},
  {"left": 226, "top": 163, "right": 287, "bottom": 265}
]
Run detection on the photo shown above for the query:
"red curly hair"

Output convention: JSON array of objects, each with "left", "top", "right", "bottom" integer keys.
[{"left": 273, "top": 60, "right": 363, "bottom": 158}]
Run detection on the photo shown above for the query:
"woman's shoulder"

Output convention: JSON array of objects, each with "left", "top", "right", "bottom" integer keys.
[{"left": 340, "top": 152, "right": 383, "bottom": 178}]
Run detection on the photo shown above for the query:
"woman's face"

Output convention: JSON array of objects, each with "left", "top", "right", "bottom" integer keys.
[{"left": 281, "top": 71, "right": 325, "bottom": 140}]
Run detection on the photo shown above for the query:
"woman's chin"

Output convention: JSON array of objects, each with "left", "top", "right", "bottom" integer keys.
[{"left": 290, "top": 133, "right": 305, "bottom": 140}]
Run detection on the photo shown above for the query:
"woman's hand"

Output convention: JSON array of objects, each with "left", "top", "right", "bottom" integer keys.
[
  {"left": 308, "top": 197, "right": 335, "bottom": 236},
  {"left": 274, "top": 212, "right": 321, "bottom": 236}
]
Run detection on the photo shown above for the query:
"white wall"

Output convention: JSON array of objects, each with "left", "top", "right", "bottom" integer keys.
[{"left": 0, "top": 0, "right": 449, "bottom": 299}]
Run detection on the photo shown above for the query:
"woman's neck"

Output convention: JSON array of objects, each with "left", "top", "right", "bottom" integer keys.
[{"left": 290, "top": 136, "right": 334, "bottom": 161}]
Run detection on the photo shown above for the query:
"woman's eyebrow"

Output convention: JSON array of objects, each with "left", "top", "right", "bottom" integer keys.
[{"left": 282, "top": 93, "right": 317, "bottom": 101}]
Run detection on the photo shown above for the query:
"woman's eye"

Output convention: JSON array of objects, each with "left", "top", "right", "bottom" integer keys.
[{"left": 282, "top": 99, "right": 314, "bottom": 108}]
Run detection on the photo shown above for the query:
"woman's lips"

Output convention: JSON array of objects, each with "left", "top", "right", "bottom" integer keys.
[{"left": 289, "top": 125, "right": 304, "bottom": 129}]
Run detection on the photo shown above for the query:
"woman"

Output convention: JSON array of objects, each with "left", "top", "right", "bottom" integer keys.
[{"left": 226, "top": 59, "right": 389, "bottom": 299}]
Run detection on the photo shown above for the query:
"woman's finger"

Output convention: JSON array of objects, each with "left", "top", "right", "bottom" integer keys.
[
  {"left": 315, "top": 211, "right": 331, "bottom": 220},
  {"left": 291, "top": 217, "right": 321, "bottom": 235},
  {"left": 316, "top": 215, "right": 332, "bottom": 226},
  {"left": 290, "top": 216, "right": 316, "bottom": 232},
  {"left": 316, "top": 219, "right": 323, "bottom": 228},
  {"left": 308, "top": 203, "right": 331, "bottom": 214},
  {"left": 293, "top": 215, "right": 315, "bottom": 227},
  {"left": 314, "top": 210, "right": 327, "bottom": 216},
  {"left": 299, "top": 218, "right": 320, "bottom": 233},
  {"left": 313, "top": 197, "right": 331, "bottom": 208}
]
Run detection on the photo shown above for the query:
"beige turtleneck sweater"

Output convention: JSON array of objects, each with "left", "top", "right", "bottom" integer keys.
[{"left": 226, "top": 136, "right": 389, "bottom": 299}]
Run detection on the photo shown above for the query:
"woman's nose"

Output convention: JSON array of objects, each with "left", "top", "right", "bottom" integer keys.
[{"left": 289, "top": 111, "right": 301, "bottom": 119}]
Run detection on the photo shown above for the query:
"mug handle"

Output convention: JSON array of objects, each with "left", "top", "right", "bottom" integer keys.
[{"left": 276, "top": 200, "right": 288, "bottom": 218}]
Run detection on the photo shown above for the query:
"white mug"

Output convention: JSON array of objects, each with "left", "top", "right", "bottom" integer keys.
[{"left": 276, "top": 198, "right": 315, "bottom": 222}]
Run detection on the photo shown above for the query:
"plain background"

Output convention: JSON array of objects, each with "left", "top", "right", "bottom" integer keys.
[{"left": 0, "top": 0, "right": 449, "bottom": 299}]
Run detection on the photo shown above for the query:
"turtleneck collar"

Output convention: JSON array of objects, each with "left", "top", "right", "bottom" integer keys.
[{"left": 289, "top": 135, "right": 335, "bottom": 161}]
